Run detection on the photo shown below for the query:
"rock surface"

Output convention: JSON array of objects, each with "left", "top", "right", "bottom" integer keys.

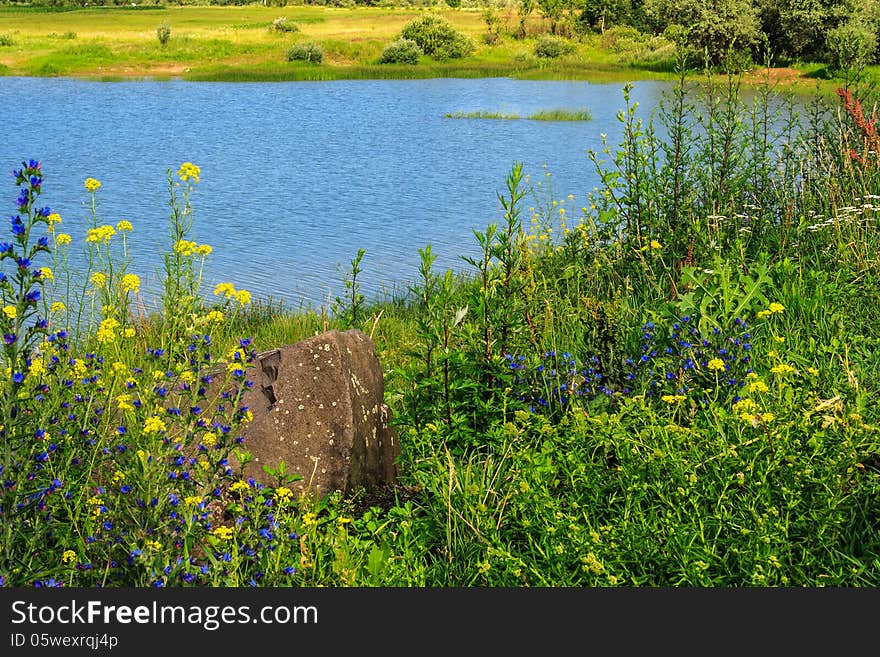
[{"left": 235, "top": 329, "right": 399, "bottom": 496}]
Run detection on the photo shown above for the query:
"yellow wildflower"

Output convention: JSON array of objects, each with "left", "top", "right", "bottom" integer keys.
[
  {"left": 650, "top": 240, "right": 662, "bottom": 250},
  {"left": 196, "top": 243, "right": 213, "bottom": 256},
  {"left": 214, "top": 282, "right": 236, "bottom": 298},
  {"left": 96, "top": 317, "right": 120, "bottom": 344},
  {"left": 123, "top": 327, "right": 135, "bottom": 338},
  {"left": 177, "top": 162, "right": 201, "bottom": 183},
  {"left": 84, "top": 177, "right": 101, "bottom": 193},
  {"left": 235, "top": 289, "right": 251, "bottom": 305},
  {"left": 47, "top": 212, "right": 62, "bottom": 225},
  {"left": 146, "top": 540, "right": 162, "bottom": 551},
  {"left": 748, "top": 379, "right": 769, "bottom": 394},
  {"left": 55, "top": 233, "right": 71, "bottom": 246},
  {"left": 213, "top": 526, "right": 233, "bottom": 541},
  {"left": 707, "top": 358, "right": 726, "bottom": 372},
  {"left": 29, "top": 358, "right": 46, "bottom": 377},
  {"left": 769, "top": 302, "right": 785, "bottom": 314},
  {"left": 90, "top": 272, "right": 107, "bottom": 288},
  {"left": 62, "top": 550, "right": 77, "bottom": 565},
  {"left": 120, "top": 273, "right": 141, "bottom": 294},
  {"left": 143, "top": 416, "right": 167, "bottom": 435},
  {"left": 302, "top": 512, "right": 317, "bottom": 527},
  {"left": 39, "top": 267, "right": 53, "bottom": 281},
  {"left": 3, "top": 305, "right": 16, "bottom": 320},
  {"left": 230, "top": 481, "right": 250, "bottom": 494},
  {"left": 116, "top": 220, "right": 133, "bottom": 232},
  {"left": 111, "top": 470, "right": 125, "bottom": 485},
  {"left": 51, "top": 301, "right": 66, "bottom": 314},
  {"left": 86, "top": 225, "right": 115, "bottom": 244},
  {"left": 174, "top": 239, "right": 197, "bottom": 256},
  {"left": 201, "top": 431, "right": 217, "bottom": 448},
  {"left": 206, "top": 310, "right": 224, "bottom": 323},
  {"left": 274, "top": 487, "right": 294, "bottom": 503}
]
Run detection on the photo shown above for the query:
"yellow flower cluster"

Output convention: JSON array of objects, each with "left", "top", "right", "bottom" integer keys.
[
  {"left": 201, "top": 431, "right": 217, "bottom": 448},
  {"left": 39, "top": 267, "right": 53, "bottom": 281},
  {"left": 47, "top": 212, "right": 62, "bottom": 225},
  {"left": 770, "top": 363, "right": 797, "bottom": 377},
  {"left": 84, "top": 177, "right": 102, "bottom": 193},
  {"left": 96, "top": 317, "right": 120, "bottom": 344},
  {"left": 757, "top": 302, "right": 785, "bottom": 319},
  {"left": 274, "top": 487, "right": 294, "bottom": 503},
  {"left": 51, "top": 301, "right": 66, "bottom": 314},
  {"left": 173, "top": 240, "right": 212, "bottom": 257},
  {"left": 213, "top": 282, "right": 251, "bottom": 305},
  {"left": 55, "top": 233, "right": 71, "bottom": 246},
  {"left": 177, "top": 162, "right": 201, "bottom": 183},
  {"left": 143, "top": 416, "right": 167, "bottom": 435},
  {"left": 86, "top": 225, "right": 115, "bottom": 244},
  {"left": 230, "top": 481, "right": 250, "bottom": 494},
  {"left": 62, "top": 550, "right": 77, "bottom": 565},
  {"left": 661, "top": 394, "right": 686, "bottom": 403},
  {"left": 116, "top": 220, "right": 133, "bottom": 232},
  {"left": 707, "top": 358, "right": 726, "bottom": 372},
  {"left": 213, "top": 526, "right": 233, "bottom": 541},
  {"left": 90, "top": 272, "right": 107, "bottom": 288},
  {"left": 3, "top": 305, "right": 16, "bottom": 320},
  {"left": 120, "top": 273, "right": 141, "bottom": 294},
  {"left": 205, "top": 310, "right": 224, "bottom": 323}
]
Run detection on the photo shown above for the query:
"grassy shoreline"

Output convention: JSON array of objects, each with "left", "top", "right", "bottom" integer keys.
[{"left": 0, "top": 4, "right": 851, "bottom": 94}]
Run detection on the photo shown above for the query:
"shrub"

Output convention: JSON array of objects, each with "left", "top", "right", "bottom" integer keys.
[
  {"left": 399, "top": 14, "right": 475, "bottom": 60},
  {"left": 156, "top": 22, "right": 171, "bottom": 47},
  {"left": 271, "top": 17, "right": 299, "bottom": 34},
  {"left": 286, "top": 42, "right": 324, "bottom": 64},
  {"left": 379, "top": 38, "right": 423, "bottom": 65},
  {"left": 534, "top": 35, "right": 575, "bottom": 58}
]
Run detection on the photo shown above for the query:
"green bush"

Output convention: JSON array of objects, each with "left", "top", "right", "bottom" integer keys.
[
  {"left": 379, "top": 38, "right": 423, "bottom": 65},
  {"left": 156, "top": 22, "right": 171, "bottom": 47},
  {"left": 399, "top": 14, "right": 475, "bottom": 60},
  {"left": 271, "top": 17, "right": 299, "bottom": 34},
  {"left": 533, "top": 34, "right": 575, "bottom": 58},
  {"left": 286, "top": 41, "right": 324, "bottom": 64}
]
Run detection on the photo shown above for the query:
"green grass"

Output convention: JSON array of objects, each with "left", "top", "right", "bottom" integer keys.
[{"left": 445, "top": 108, "right": 593, "bottom": 121}]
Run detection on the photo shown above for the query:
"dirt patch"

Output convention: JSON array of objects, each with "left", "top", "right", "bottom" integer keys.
[{"left": 743, "top": 67, "right": 804, "bottom": 86}]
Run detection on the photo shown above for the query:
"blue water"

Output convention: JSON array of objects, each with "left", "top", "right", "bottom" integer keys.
[{"left": 0, "top": 76, "right": 672, "bottom": 309}]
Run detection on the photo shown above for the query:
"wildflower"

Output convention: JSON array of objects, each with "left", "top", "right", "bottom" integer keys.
[
  {"left": 96, "top": 318, "right": 120, "bottom": 344},
  {"left": 90, "top": 272, "right": 107, "bottom": 288},
  {"left": 213, "top": 526, "right": 233, "bottom": 541},
  {"left": 770, "top": 363, "right": 797, "bottom": 376},
  {"left": 235, "top": 289, "right": 251, "bottom": 305},
  {"left": 62, "top": 550, "right": 77, "bottom": 565},
  {"left": 769, "top": 302, "right": 785, "bottom": 314},
  {"left": 116, "top": 220, "right": 133, "bottom": 232},
  {"left": 174, "top": 239, "right": 197, "bottom": 256},
  {"left": 47, "top": 212, "right": 62, "bottom": 226},
  {"left": 86, "top": 225, "right": 115, "bottom": 244},
  {"left": 214, "top": 282, "right": 236, "bottom": 298},
  {"left": 3, "top": 305, "right": 16, "bottom": 320},
  {"left": 84, "top": 177, "right": 101, "bottom": 193},
  {"left": 116, "top": 394, "right": 135, "bottom": 412},
  {"left": 39, "top": 267, "right": 53, "bottom": 281},
  {"left": 302, "top": 512, "right": 317, "bottom": 527},
  {"left": 205, "top": 310, "right": 224, "bottom": 323},
  {"left": 201, "top": 431, "right": 217, "bottom": 448},
  {"left": 55, "top": 233, "right": 71, "bottom": 246},
  {"left": 146, "top": 540, "right": 162, "bottom": 551},
  {"left": 196, "top": 243, "right": 212, "bottom": 256},
  {"left": 274, "top": 487, "right": 294, "bottom": 504},
  {"left": 178, "top": 162, "right": 201, "bottom": 183},
  {"left": 143, "top": 416, "right": 167, "bottom": 435},
  {"left": 123, "top": 328, "right": 135, "bottom": 338},
  {"left": 748, "top": 379, "right": 769, "bottom": 394},
  {"left": 707, "top": 358, "right": 726, "bottom": 372},
  {"left": 661, "top": 394, "right": 686, "bottom": 403},
  {"left": 650, "top": 240, "right": 662, "bottom": 250},
  {"left": 230, "top": 481, "right": 250, "bottom": 494},
  {"left": 120, "top": 273, "right": 140, "bottom": 294},
  {"left": 111, "top": 470, "right": 125, "bottom": 485}
]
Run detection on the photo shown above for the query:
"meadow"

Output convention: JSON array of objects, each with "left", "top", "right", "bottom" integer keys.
[
  {"left": 0, "top": 4, "right": 725, "bottom": 83},
  {"left": 1, "top": 0, "right": 880, "bottom": 586},
  {"left": 1, "top": 48, "right": 878, "bottom": 586}
]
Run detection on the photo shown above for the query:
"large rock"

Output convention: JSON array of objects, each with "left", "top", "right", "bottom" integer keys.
[{"left": 235, "top": 329, "right": 399, "bottom": 496}]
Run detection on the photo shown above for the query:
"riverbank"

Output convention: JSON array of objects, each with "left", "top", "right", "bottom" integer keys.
[{"left": 0, "top": 4, "right": 852, "bottom": 94}]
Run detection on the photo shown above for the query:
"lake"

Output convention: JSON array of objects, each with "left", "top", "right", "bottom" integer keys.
[{"left": 0, "top": 76, "right": 673, "bottom": 310}]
